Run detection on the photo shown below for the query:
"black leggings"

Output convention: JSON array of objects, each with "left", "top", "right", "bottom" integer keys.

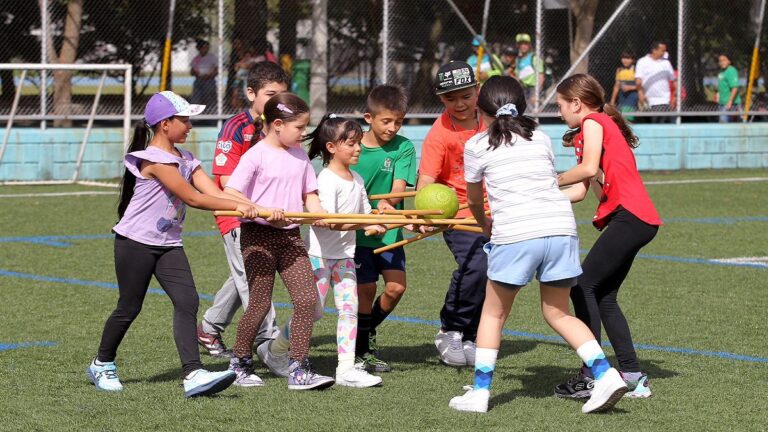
[
  {"left": 571, "top": 208, "right": 658, "bottom": 373},
  {"left": 97, "top": 235, "right": 202, "bottom": 375}
]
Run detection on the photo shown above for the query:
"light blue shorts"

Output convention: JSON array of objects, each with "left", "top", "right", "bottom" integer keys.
[{"left": 483, "top": 235, "right": 582, "bottom": 288}]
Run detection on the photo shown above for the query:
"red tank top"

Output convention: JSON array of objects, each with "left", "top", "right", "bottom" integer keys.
[{"left": 574, "top": 113, "right": 662, "bottom": 230}]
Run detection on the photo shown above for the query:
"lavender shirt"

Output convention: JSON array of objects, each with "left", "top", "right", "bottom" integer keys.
[
  {"left": 227, "top": 143, "right": 318, "bottom": 229},
  {"left": 113, "top": 146, "right": 201, "bottom": 246}
]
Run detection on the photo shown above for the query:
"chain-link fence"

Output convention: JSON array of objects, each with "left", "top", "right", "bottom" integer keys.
[{"left": 2, "top": 0, "right": 767, "bottom": 124}]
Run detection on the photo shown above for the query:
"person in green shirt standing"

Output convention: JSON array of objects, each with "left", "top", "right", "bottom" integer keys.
[
  {"left": 351, "top": 85, "right": 417, "bottom": 373},
  {"left": 716, "top": 53, "right": 742, "bottom": 123}
]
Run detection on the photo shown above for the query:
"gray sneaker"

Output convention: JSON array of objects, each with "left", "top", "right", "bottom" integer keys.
[
  {"left": 435, "top": 330, "right": 466, "bottom": 367},
  {"left": 256, "top": 340, "right": 289, "bottom": 378},
  {"left": 287, "top": 359, "right": 334, "bottom": 390},
  {"left": 228, "top": 357, "right": 265, "bottom": 387},
  {"left": 463, "top": 340, "right": 476, "bottom": 366}
]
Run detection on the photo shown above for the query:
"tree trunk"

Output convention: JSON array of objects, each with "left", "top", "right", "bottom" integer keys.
[
  {"left": 41, "top": 0, "right": 83, "bottom": 127},
  {"left": 569, "top": 0, "right": 598, "bottom": 74},
  {"left": 409, "top": 9, "right": 442, "bottom": 111}
]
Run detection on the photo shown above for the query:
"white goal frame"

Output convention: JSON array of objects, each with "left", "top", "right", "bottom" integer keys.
[{"left": 0, "top": 63, "right": 132, "bottom": 186}]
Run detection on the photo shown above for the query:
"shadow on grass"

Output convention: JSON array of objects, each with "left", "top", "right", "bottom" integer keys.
[{"left": 379, "top": 339, "right": 540, "bottom": 372}]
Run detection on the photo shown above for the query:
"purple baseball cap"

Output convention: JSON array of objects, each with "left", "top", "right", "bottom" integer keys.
[{"left": 144, "top": 91, "right": 205, "bottom": 126}]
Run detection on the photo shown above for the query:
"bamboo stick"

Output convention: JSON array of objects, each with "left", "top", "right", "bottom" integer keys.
[
  {"left": 306, "top": 217, "right": 476, "bottom": 225},
  {"left": 367, "top": 190, "right": 417, "bottom": 200},
  {"left": 214, "top": 210, "right": 409, "bottom": 220},
  {"left": 374, "top": 227, "right": 451, "bottom": 254}
]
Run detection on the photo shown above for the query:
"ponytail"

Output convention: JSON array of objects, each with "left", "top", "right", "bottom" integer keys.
[
  {"left": 476, "top": 76, "right": 538, "bottom": 150},
  {"left": 602, "top": 103, "right": 639, "bottom": 148},
  {"left": 305, "top": 113, "right": 363, "bottom": 166},
  {"left": 117, "top": 121, "right": 152, "bottom": 220}
]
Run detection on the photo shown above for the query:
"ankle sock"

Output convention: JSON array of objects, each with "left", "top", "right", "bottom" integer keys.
[
  {"left": 473, "top": 348, "right": 498, "bottom": 391},
  {"left": 270, "top": 317, "right": 292, "bottom": 356},
  {"left": 621, "top": 371, "right": 643, "bottom": 381},
  {"left": 576, "top": 340, "right": 610, "bottom": 380}
]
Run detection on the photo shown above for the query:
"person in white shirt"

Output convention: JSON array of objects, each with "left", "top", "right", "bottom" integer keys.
[
  {"left": 635, "top": 41, "right": 676, "bottom": 123},
  {"left": 190, "top": 40, "right": 218, "bottom": 108},
  {"left": 448, "top": 75, "right": 628, "bottom": 414}
]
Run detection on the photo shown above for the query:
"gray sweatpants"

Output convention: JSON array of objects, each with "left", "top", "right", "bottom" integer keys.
[{"left": 202, "top": 227, "right": 279, "bottom": 345}]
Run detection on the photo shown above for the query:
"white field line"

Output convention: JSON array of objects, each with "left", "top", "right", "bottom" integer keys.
[
  {"left": 645, "top": 177, "right": 768, "bottom": 185},
  {"left": 711, "top": 257, "right": 768, "bottom": 268},
  {"left": 0, "top": 191, "right": 117, "bottom": 198}
]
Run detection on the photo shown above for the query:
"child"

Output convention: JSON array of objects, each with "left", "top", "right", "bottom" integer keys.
[
  {"left": 554, "top": 73, "right": 661, "bottom": 399},
  {"left": 87, "top": 91, "right": 259, "bottom": 398},
  {"left": 448, "top": 76, "right": 628, "bottom": 414},
  {"left": 223, "top": 93, "right": 334, "bottom": 390},
  {"left": 418, "top": 61, "right": 488, "bottom": 367},
  {"left": 259, "top": 114, "right": 385, "bottom": 388},
  {"left": 197, "top": 61, "right": 290, "bottom": 360},
  {"left": 609, "top": 51, "right": 638, "bottom": 118},
  {"left": 350, "top": 85, "right": 417, "bottom": 372}
]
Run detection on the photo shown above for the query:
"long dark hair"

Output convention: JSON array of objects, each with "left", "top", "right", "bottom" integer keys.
[
  {"left": 476, "top": 76, "right": 538, "bottom": 149},
  {"left": 247, "top": 61, "right": 291, "bottom": 135},
  {"left": 306, "top": 114, "right": 363, "bottom": 166},
  {"left": 556, "top": 73, "right": 638, "bottom": 148},
  {"left": 117, "top": 121, "right": 152, "bottom": 220}
]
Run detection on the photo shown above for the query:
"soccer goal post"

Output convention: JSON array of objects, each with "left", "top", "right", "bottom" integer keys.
[{"left": 0, "top": 63, "right": 132, "bottom": 186}]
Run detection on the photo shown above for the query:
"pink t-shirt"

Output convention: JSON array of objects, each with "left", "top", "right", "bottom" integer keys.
[{"left": 226, "top": 142, "right": 318, "bottom": 229}]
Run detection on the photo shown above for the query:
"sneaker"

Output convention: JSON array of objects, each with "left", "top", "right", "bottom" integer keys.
[
  {"left": 287, "top": 359, "right": 335, "bottom": 390},
  {"left": 622, "top": 373, "right": 652, "bottom": 398},
  {"left": 256, "top": 340, "right": 289, "bottom": 378},
  {"left": 355, "top": 353, "right": 391, "bottom": 373},
  {"left": 435, "top": 330, "right": 466, "bottom": 367},
  {"left": 86, "top": 359, "right": 124, "bottom": 392},
  {"left": 582, "top": 368, "right": 628, "bottom": 413},
  {"left": 197, "top": 323, "right": 232, "bottom": 358},
  {"left": 228, "top": 357, "right": 265, "bottom": 387},
  {"left": 449, "top": 387, "right": 490, "bottom": 413},
  {"left": 336, "top": 365, "right": 383, "bottom": 388},
  {"left": 554, "top": 370, "right": 594, "bottom": 399},
  {"left": 183, "top": 369, "right": 236, "bottom": 398},
  {"left": 463, "top": 340, "right": 476, "bottom": 366}
]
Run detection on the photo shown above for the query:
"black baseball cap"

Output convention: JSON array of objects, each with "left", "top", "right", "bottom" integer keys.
[{"left": 434, "top": 61, "right": 477, "bottom": 95}]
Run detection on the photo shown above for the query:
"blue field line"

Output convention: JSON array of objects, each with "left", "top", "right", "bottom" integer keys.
[
  {"left": 2, "top": 268, "right": 767, "bottom": 364},
  {"left": 0, "top": 341, "right": 57, "bottom": 352}
]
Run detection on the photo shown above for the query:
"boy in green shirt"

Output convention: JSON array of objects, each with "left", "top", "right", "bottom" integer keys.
[
  {"left": 351, "top": 85, "right": 417, "bottom": 372},
  {"left": 716, "top": 53, "right": 741, "bottom": 123}
]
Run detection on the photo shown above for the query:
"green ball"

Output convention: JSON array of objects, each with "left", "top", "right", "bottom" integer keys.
[{"left": 414, "top": 184, "right": 459, "bottom": 219}]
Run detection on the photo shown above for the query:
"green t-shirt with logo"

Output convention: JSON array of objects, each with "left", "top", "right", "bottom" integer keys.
[
  {"left": 718, "top": 65, "right": 741, "bottom": 106},
  {"left": 352, "top": 134, "right": 417, "bottom": 248}
]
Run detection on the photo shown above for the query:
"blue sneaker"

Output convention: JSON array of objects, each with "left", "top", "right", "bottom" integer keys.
[
  {"left": 87, "top": 358, "right": 124, "bottom": 392},
  {"left": 183, "top": 369, "right": 236, "bottom": 398},
  {"left": 287, "top": 359, "right": 334, "bottom": 390},
  {"left": 622, "top": 373, "right": 653, "bottom": 398}
]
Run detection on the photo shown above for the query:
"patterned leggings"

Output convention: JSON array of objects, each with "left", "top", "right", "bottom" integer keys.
[
  {"left": 309, "top": 257, "right": 358, "bottom": 357},
  {"left": 233, "top": 224, "right": 318, "bottom": 360}
]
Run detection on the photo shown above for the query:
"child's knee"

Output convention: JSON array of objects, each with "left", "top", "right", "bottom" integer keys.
[{"left": 384, "top": 282, "right": 406, "bottom": 299}]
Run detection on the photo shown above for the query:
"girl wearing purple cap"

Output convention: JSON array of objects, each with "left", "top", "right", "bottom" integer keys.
[{"left": 87, "top": 91, "right": 261, "bottom": 398}]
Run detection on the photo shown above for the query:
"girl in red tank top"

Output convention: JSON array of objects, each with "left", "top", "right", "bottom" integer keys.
[{"left": 552, "top": 74, "right": 661, "bottom": 400}]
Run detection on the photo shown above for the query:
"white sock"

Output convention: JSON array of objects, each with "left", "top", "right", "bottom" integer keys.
[
  {"left": 270, "top": 317, "right": 292, "bottom": 356},
  {"left": 336, "top": 352, "right": 356, "bottom": 375},
  {"left": 184, "top": 369, "right": 202, "bottom": 380}
]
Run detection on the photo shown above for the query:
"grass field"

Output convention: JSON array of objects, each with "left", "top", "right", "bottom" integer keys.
[{"left": 1, "top": 169, "right": 766, "bottom": 431}]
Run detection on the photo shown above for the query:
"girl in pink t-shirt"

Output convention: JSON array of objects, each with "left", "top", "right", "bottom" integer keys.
[{"left": 224, "top": 93, "right": 334, "bottom": 390}]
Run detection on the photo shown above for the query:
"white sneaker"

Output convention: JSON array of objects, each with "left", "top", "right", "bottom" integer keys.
[
  {"left": 435, "top": 330, "right": 466, "bottom": 367},
  {"left": 335, "top": 366, "right": 383, "bottom": 388},
  {"left": 463, "top": 340, "right": 476, "bottom": 366},
  {"left": 183, "top": 369, "right": 236, "bottom": 398},
  {"left": 256, "top": 340, "right": 289, "bottom": 378},
  {"left": 582, "top": 368, "right": 628, "bottom": 413},
  {"left": 86, "top": 359, "right": 124, "bottom": 392},
  {"left": 449, "top": 387, "right": 490, "bottom": 413},
  {"left": 228, "top": 357, "right": 265, "bottom": 387}
]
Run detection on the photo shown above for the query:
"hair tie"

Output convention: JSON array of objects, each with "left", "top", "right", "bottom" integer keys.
[
  {"left": 329, "top": 113, "right": 337, "bottom": 119},
  {"left": 599, "top": 103, "right": 605, "bottom": 112},
  {"left": 277, "top": 103, "right": 294, "bottom": 114},
  {"left": 495, "top": 103, "right": 518, "bottom": 118}
]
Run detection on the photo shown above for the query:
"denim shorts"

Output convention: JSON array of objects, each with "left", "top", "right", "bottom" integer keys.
[
  {"left": 353, "top": 245, "right": 406, "bottom": 284},
  {"left": 483, "top": 235, "right": 582, "bottom": 288}
]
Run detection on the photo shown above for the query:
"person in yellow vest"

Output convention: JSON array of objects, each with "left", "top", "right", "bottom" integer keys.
[
  {"left": 514, "top": 33, "right": 545, "bottom": 107},
  {"left": 467, "top": 36, "right": 504, "bottom": 84}
]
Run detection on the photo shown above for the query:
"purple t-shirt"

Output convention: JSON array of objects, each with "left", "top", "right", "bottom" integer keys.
[
  {"left": 226, "top": 143, "right": 318, "bottom": 229},
  {"left": 113, "top": 146, "right": 201, "bottom": 246}
]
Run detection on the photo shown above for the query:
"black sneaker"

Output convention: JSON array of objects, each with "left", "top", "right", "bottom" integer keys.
[{"left": 554, "top": 371, "right": 594, "bottom": 399}]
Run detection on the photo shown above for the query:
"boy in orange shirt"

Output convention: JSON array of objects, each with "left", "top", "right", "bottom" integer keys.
[{"left": 417, "top": 61, "right": 488, "bottom": 368}]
